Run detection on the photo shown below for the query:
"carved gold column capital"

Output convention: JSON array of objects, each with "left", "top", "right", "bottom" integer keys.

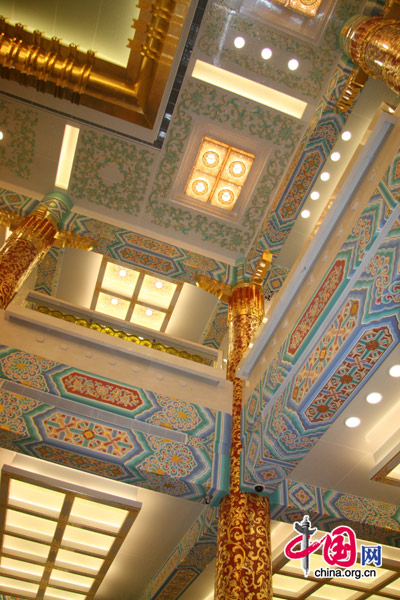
[
  {"left": 341, "top": 14, "right": 400, "bottom": 96},
  {"left": 0, "top": 192, "right": 73, "bottom": 308}
]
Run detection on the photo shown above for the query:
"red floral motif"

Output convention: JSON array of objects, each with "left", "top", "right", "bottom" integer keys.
[
  {"left": 288, "top": 259, "right": 346, "bottom": 356},
  {"left": 61, "top": 372, "right": 143, "bottom": 411},
  {"left": 305, "top": 326, "right": 393, "bottom": 423}
]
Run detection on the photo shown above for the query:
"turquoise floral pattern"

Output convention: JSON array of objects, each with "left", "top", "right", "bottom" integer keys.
[
  {"left": 70, "top": 129, "right": 156, "bottom": 215},
  {"left": 0, "top": 98, "right": 38, "bottom": 179},
  {"left": 147, "top": 81, "right": 303, "bottom": 253}
]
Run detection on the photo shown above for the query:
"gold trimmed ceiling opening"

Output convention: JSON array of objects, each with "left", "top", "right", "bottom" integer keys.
[{"left": 0, "top": 0, "right": 191, "bottom": 128}]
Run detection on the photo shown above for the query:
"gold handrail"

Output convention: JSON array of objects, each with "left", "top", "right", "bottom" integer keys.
[{"left": 33, "top": 305, "right": 211, "bottom": 366}]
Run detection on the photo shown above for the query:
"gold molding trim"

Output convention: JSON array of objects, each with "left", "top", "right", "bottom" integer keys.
[
  {"left": 0, "top": 0, "right": 190, "bottom": 128},
  {"left": 371, "top": 449, "right": 400, "bottom": 488}
]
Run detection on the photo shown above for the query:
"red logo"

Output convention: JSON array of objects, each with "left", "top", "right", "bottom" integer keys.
[{"left": 284, "top": 516, "right": 357, "bottom": 577}]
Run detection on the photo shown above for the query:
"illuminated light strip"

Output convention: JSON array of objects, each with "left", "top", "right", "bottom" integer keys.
[
  {"left": 192, "top": 60, "right": 307, "bottom": 119},
  {"left": 0, "top": 465, "right": 141, "bottom": 600},
  {"left": 55, "top": 125, "right": 80, "bottom": 190}
]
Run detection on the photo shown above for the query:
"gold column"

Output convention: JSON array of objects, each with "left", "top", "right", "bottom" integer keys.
[
  {"left": 215, "top": 283, "right": 272, "bottom": 600},
  {"left": 341, "top": 14, "right": 400, "bottom": 95},
  {"left": 0, "top": 192, "right": 72, "bottom": 309}
]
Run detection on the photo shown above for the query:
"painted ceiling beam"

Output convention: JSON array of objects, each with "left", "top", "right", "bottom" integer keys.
[
  {"left": 0, "top": 348, "right": 231, "bottom": 502},
  {"left": 240, "top": 122, "right": 400, "bottom": 493}
]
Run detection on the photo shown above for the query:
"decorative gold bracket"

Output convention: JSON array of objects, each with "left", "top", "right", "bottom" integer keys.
[
  {"left": 196, "top": 250, "right": 273, "bottom": 300},
  {"left": 195, "top": 275, "right": 232, "bottom": 303},
  {"left": 336, "top": 68, "right": 368, "bottom": 113},
  {"left": 0, "top": 208, "right": 96, "bottom": 251},
  {"left": 250, "top": 250, "right": 273, "bottom": 286}
]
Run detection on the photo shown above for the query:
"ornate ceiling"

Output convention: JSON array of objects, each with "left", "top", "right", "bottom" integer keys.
[{"left": 0, "top": 0, "right": 399, "bottom": 599}]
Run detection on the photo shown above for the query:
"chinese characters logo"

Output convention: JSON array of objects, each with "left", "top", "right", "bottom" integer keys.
[{"left": 284, "top": 515, "right": 382, "bottom": 579}]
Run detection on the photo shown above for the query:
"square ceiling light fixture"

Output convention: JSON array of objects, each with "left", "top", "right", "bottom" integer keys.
[
  {"left": 0, "top": 465, "right": 141, "bottom": 600},
  {"left": 184, "top": 136, "right": 255, "bottom": 211},
  {"left": 91, "top": 258, "right": 182, "bottom": 332},
  {"left": 272, "top": 0, "right": 323, "bottom": 18}
]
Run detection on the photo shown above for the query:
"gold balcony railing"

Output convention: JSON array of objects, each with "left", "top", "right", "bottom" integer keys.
[{"left": 32, "top": 304, "right": 212, "bottom": 366}]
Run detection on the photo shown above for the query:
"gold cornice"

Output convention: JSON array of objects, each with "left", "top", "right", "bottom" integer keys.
[{"left": 0, "top": 0, "right": 190, "bottom": 128}]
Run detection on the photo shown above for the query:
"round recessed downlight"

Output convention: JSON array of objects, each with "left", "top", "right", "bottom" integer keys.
[
  {"left": 331, "top": 152, "right": 341, "bottom": 162},
  {"left": 341, "top": 130, "right": 352, "bottom": 141},
  {"left": 301, "top": 209, "right": 310, "bottom": 219},
  {"left": 310, "top": 191, "right": 320, "bottom": 200},
  {"left": 119, "top": 269, "right": 127, "bottom": 277},
  {"left": 219, "top": 189, "right": 234, "bottom": 204},
  {"left": 203, "top": 151, "right": 219, "bottom": 167},
  {"left": 261, "top": 47, "right": 272, "bottom": 60},
  {"left": 288, "top": 58, "right": 299, "bottom": 71},
  {"left": 0, "top": 131, "right": 3, "bottom": 141},
  {"left": 320, "top": 171, "right": 330, "bottom": 181},
  {"left": 366, "top": 392, "right": 382, "bottom": 404},
  {"left": 111, "top": 298, "right": 119, "bottom": 305},
  {"left": 155, "top": 281, "right": 163, "bottom": 289},
  {"left": 389, "top": 364, "right": 400, "bottom": 377},
  {"left": 145, "top": 309, "right": 153, "bottom": 316},
  {"left": 345, "top": 416, "right": 361, "bottom": 428},
  {"left": 193, "top": 180, "right": 208, "bottom": 195},
  {"left": 234, "top": 36, "right": 245, "bottom": 49},
  {"left": 230, "top": 161, "right": 245, "bottom": 176}
]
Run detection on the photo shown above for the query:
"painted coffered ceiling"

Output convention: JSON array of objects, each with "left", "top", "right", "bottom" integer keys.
[{"left": 0, "top": 0, "right": 399, "bottom": 599}]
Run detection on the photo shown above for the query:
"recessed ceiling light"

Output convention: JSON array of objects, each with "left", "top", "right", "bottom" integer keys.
[
  {"left": 389, "top": 364, "right": 400, "bottom": 377},
  {"left": 288, "top": 58, "right": 299, "bottom": 71},
  {"left": 155, "top": 281, "right": 163, "bottom": 289},
  {"left": 345, "top": 416, "right": 361, "bottom": 428},
  {"left": 320, "top": 171, "right": 330, "bottom": 181},
  {"left": 234, "top": 36, "right": 245, "bottom": 49},
  {"left": 366, "top": 392, "right": 382, "bottom": 404},
  {"left": 194, "top": 180, "right": 208, "bottom": 194},
  {"left": 204, "top": 151, "right": 218, "bottom": 165},
  {"left": 55, "top": 124, "right": 80, "bottom": 190},
  {"left": 119, "top": 269, "right": 127, "bottom": 277},
  {"left": 261, "top": 47, "right": 272, "bottom": 60},
  {"left": 310, "top": 191, "right": 320, "bottom": 200},
  {"left": 0, "top": 131, "right": 3, "bottom": 141},
  {"left": 330, "top": 152, "right": 341, "bottom": 161},
  {"left": 110, "top": 298, "right": 119, "bottom": 305},
  {"left": 192, "top": 60, "right": 307, "bottom": 119},
  {"left": 301, "top": 209, "right": 310, "bottom": 218},
  {"left": 145, "top": 309, "right": 153, "bottom": 316},
  {"left": 341, "top": 130, "right": 352, "bottom": 141},
  {"left": 220, "top": 190, "right": 233, "bottom": 203}
]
